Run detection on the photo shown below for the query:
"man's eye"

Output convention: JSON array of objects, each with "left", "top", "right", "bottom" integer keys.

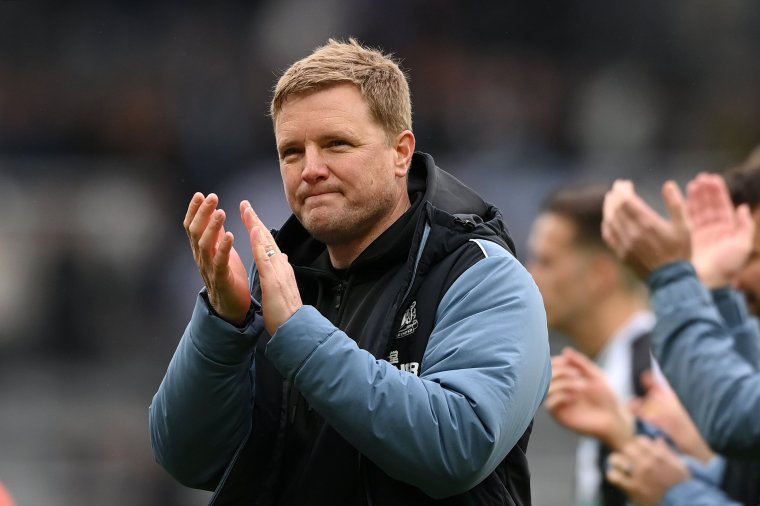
[
  {"left": 328, "top": 139, "right": 349, "bottom": 148},
  {"left": 280, "top": 148, "right": 301, "bottom": 160}
]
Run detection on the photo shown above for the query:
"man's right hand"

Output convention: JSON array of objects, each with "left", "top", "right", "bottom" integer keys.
[
  {"left": 546, "top": 348, "right": 635, "bottom": 450},
  {"left": 686, "top": 173, "right": 755, "bottom": 289},
  {"left": 628, "top": 371, "right": 715, "bottom": 463},
  {"left": 602, "top": 180, "right": 691, "bottom": 280},
  {"left": 184, "top": 193, "right": 252, "bottom": 326}
]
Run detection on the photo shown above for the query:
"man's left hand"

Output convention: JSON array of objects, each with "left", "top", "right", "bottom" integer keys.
[{"left": 241, "top": 200, "right": 303, "bottom": 336}]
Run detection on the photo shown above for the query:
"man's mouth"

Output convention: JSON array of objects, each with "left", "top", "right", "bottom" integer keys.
[{"left": 303, "top": 191, "right": 338, "bottom": 202}]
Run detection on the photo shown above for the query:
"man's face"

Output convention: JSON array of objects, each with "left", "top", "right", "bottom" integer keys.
[
  {"left": 274, "top": 83, "right": 409, "bottom": 247},
  {"left": 527, "top": 212, "right": 595, "bottom": 333},
  {"left": 734, "top": 210, "right": 760, "bottom": 316}
]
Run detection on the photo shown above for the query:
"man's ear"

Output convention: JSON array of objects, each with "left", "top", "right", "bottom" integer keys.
[{"left": 393, "top": 130, "right": 416, "bottom": 176}]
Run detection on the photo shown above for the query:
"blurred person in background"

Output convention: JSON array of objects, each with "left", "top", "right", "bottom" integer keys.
[
  {"left": 149, "top": 38, "right": 551, "bottom": 505},
  {"left": 602, "top": 148, "right": 760, "bottom": 504},
  {"left": 527, "top": 183, "right": 654, "bottom": 506}
]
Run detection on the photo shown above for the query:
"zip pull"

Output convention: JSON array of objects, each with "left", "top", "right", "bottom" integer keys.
[
  {"left": 334, "top": 281, "right": 345, "bottom": 312},
  {"left": 453, "top": 215, "right": 476, "bottom": 230}
]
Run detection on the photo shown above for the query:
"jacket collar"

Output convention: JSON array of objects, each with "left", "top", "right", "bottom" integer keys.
[{"left": 273, "top": 152, "right": 513, "bottom": 271}]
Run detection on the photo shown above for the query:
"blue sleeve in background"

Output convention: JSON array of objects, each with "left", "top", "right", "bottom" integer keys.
[{"left": 649, "top": 262, "right": 760, "bottom": 458}]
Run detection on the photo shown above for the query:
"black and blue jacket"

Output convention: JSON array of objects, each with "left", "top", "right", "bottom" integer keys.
[{"left": 150, "top": 152, "right": 551, "bottom": 505}]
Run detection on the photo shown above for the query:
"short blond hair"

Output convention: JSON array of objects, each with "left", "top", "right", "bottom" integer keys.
[{"left": 270, "top": 38, "right": 412, "bottom": 139}]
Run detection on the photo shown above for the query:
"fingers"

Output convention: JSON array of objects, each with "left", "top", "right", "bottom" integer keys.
[
  {"left": 547, "top": 368, "right": 582, "bottom": 394},
  {"left": 662, "top": 180, "right": 687, "bottom": 230},
  {"left": 247, "top": 216, "right": 302, "bottom": 335},
  {"left": 687, "top": 174, "right": 716, "bottom": 226},
  {"left": 603, "top": 180, "right": 636, "bottom": 228},
  {"left": 551, "top": 352, "right": 585, "bottom": 382},
  {"left": 712, "top": 175, "right": 736, "bottom": 223},
  {"left": 251, "top": 228, "right": 291, "bottom": 275},
  {"left": 184, "top": 193, "right": 232, "bottom": 287},
  {"left": 240, "top": 200, "right": 256, "bottom": 234},
  {"left": 611, "top": 179, "right": 636, "bottom": 197},
  {"left": 687, "top": 174, "right": 755, "bottom": 269},
  {"left": 623, "top": 436, "right": 656, "bottom": 462},
  {"left": 241, "top": 201, "right": 279, "bottom": 254},
  {"left": 544, "top": 388, "right": 575, "bottom": 412},
  {"left": 686, "top": 173, "right": 731, "bottom": 227},
  {"left": 183, "top": 192, "right": 205, "bottom": 231},
  {"left": 551, "top": 348, "right": 606, "bottom": 390},
  {"left": 240, "top": 200, "right": 264, "bottom": 238},
  {"left": 603, "top": 180, "right": 648, "bottom": 252},
  {"left": 601, "top": 219, "right": 622, "bottom": 256},
  {"left": 602, "top": 182, "right": 629, "bottom": 256},
  {"left": 606, "top": 435, "right": 651, "bottom": 484},
  {"left": 609, "top": 180, "right": 663, "bottom": 231},
  {"left": 546, "top": 355, "right": 586, "bottom": 411},
  {"left": 241, "top": 201, "right": 285, "bottom": 273},
  {"left": 213, "top": 230, "right": 235, "bottom": 280},
  {"left": 198, "top": 209, "right": 227, "bottom": 269},
  {"left": 606, "top": 448, "right": 638, "bottom": 490},
  {"left": 186, "top": 193, "right": 220, "bottom": 250},
  {"left": 562, "top": 347, "right": 604, "bottom": 380},
  {"left": 545, "top": 375, "right": 581, "bottom": 412},
  {"left": 616, "top": 189, "right": 661, "bottom": 232}
]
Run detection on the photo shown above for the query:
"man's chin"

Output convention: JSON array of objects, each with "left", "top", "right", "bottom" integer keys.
[
  {"left": 302, "top": 219, "right": 346, "bottom": 245},
  {"left": 299, "top": 210, "right": 335, "bottom": 233}
]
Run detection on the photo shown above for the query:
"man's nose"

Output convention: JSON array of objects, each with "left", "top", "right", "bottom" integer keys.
[{"left": 302, "top": 145, "right": 329, "bottom": 181}]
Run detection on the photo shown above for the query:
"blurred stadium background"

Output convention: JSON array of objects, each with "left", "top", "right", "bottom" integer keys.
[{"left": 1, "top": 1, "right": 759, "bottom": 504}]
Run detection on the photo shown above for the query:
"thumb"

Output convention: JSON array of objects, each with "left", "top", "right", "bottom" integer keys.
[{"left": 663, "top": 180, "right": 687, "bottom": 229}]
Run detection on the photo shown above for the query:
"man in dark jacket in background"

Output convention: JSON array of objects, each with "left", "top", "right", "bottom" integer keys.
[{"left": 149, "top": 38, "right": 551, "bottom": 505}]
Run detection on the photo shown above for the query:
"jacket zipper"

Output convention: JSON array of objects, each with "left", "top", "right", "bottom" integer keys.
[{"left": 335, "top": 280, "right": 349, "bottom": 320}]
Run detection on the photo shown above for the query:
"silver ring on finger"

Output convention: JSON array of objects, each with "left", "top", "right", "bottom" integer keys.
[{"left": 265, "top": 249, "right": 276, "bottom": 258}]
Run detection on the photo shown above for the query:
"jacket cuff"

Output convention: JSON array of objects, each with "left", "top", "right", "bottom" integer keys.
[
  {"left": 711, "top": 288, "right": 750, "bottom": 329},
  {"left": 649, "top": 262, "right": 713, "bottom": 315},
  {"left": 661, "top": 479, "right": 705, "bottom": 505},
  {"left": 265, "top": 305, "right": 337, "bottom": 380},
  {"left": 187, "top": 290, "right": 262, "bottom": 365}
]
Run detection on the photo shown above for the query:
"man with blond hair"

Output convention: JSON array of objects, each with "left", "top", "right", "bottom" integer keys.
[{"left": 149, "top": 39, "right": 551, "bottom": 505}]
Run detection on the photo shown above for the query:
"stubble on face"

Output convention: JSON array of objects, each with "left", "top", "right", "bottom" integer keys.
[{"left": 297, "top": 177, "right": 398, "bottom": 246}]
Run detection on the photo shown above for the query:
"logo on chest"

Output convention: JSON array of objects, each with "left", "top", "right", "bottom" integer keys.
[{"left": 397, "top": 300, "right": 418, "bottom": 338}]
